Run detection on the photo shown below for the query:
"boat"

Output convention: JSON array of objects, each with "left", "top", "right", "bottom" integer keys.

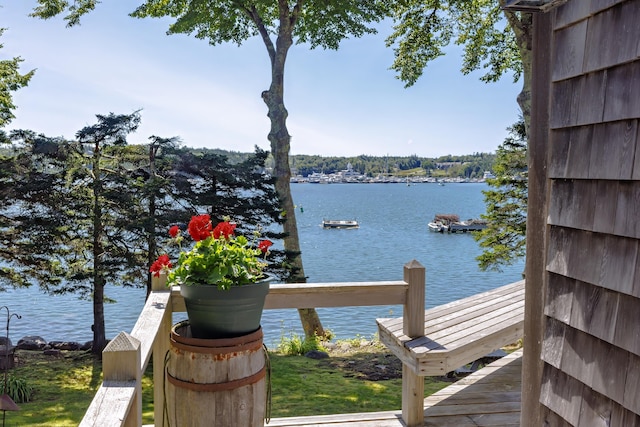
[
  {"left": 322, "top": 219, "right": 359, "bottom": 229},
  {"left": 427, "top": 221, "right": 447, "bottom": 232},
  {"left": 449, "top": 219, "right": 488, "bottom": 233},
  {"left": 428, "top": 214, "right": 487, "bottom": 233}
]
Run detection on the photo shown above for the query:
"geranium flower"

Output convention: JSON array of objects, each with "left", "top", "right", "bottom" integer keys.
[
  {"left": 187, "top": 214, "right": 212, "bottom": 241},
  {"left": 150, "top": 254, "right": 172, "bottom": 277},
  {"left": 169, "top": 225, "right": 180, "bottom": 238},
  {"left": 151, "top": 215, "right": 272, "bottom": 290},
  {"left": 258, "top": 240, "right": 273, "bottom": 254},
  {"left": 213, "top": 221, "right": 236, "bottom": 239}
]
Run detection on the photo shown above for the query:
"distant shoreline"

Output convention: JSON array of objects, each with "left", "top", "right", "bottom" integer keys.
[{"left": 290, "top": 177, "right": 489, "bottom": 184}]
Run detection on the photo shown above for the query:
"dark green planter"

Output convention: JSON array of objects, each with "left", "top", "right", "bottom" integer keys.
[{"left": 180, "top": 276, "right": 272, "bottom": 339}]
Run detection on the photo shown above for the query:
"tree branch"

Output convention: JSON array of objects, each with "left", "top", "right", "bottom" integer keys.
[
  {"left": 245, "top": 4, "right": 276, "bottom": 65},
  {"left": 291, "top": 0, "right": 304, "bottom": 28}
]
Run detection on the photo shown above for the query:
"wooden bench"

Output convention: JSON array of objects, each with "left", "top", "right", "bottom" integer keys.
[{"left": 376, "top": 279, "right": 525, "bottom": 426}]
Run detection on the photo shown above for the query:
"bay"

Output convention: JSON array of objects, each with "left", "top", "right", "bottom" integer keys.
[{"left": 2, "top": 183, "right": 525, "bottom": 347}]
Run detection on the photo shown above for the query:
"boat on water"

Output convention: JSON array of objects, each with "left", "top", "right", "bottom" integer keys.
[
  {"left": 322, "top": 219, "right": 359, "bottom": 229},
  {"left": 449, "top": 219, "right": 488, "bottom": 232},
  {"left": 428, "top": 221, "right": 446, "bottom": 232},
  {"left": 428, "top": 214, "right": 487, "bottom": 233}
]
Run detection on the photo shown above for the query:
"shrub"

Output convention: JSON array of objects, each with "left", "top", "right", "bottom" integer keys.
[
  {"left": 0, "top": 375, "right": 33, "bottom": 403},
  {"left": 277, "top": 332, "right": 326, "bottom": 356}
]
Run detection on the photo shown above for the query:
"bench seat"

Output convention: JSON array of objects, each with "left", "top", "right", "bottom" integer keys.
[{"left": 377, "top": 280, "right": 525, "bottom": 376}]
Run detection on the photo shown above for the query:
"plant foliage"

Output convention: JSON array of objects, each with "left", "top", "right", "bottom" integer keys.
[
  {"left": 474, "top": 119, "right": 527, "bottom": 271},
  {"left": 0, "top": 375, "right": 33, "bottom": 403},
  {"left": 0, "top": 29, "right": 35, "bottom": 128}
]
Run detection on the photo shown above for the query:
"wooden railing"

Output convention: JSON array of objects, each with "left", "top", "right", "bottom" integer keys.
[{"left": 79, "top": 260, "right": 427, "bottom": 427}]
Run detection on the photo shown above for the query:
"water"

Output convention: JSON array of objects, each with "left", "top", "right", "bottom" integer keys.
[{"left": 1, "top": 183, "right": 525, "bottom": 347}]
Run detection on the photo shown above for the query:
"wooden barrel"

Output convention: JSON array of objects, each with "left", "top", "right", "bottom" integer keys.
[{"left": 166, "top": 321, "right": 266, "bottom": 427}]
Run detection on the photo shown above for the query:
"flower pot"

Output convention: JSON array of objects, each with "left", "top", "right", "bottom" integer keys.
[{"left": 180, "top": 276, "right": 272, "bottom": 339}]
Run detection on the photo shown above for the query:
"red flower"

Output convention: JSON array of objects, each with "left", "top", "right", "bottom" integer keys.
[
  {"left": 213, "top": 221, "right": 236, "bottom": 239},
  {"left": 150, "top": 254, "right": 172, "bottom": 277},
  {"left": 188, "top": 214, "right": 212, "bottom": 241},
  {"left": 169, "top": 225, "right": 180, "bottom": 238},
  {"left": 258, "top": 240, "right": 273, "bottom": 253}
]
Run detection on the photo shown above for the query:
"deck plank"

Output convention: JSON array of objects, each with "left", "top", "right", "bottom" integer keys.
[{"left": 268, "top": 350, "right": 522, "bottom": 427}]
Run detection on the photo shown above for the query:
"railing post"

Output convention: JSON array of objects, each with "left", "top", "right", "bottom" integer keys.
[
  {"left": 152, "top": 273, "right": 171, "bottom": 427},
  {"left": 103, "top": 332, "right": 142, "bottom": 427},
  {"left": 402, "top": 260, "right": 426, "bottom": 427}
]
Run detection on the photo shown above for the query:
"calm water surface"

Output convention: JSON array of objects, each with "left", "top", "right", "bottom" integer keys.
[{"left": 2, "top": 183, "right": 525, "bottom": 346}]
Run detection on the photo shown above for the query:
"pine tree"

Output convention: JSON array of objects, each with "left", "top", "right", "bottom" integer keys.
[{"left": 474, "top": 119, "right": 527, "bottom": 271}]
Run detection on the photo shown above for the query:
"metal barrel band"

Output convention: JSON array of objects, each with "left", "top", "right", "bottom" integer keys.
[
  {"left": 169, "top": 334, "right": 264, "bottom": 354},
  {"left": 166, "top": 365, "right": 266, "bottom": 392}
]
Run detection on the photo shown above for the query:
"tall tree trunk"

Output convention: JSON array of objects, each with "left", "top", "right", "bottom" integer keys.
[
  {"left": 503, "top": 8, "right": 533, "bottom": 137},
  {"left": 260, "top": 11, "right": 325, "bottom": 338},
  {"left": 92, "top": 142, "right": 107, "bottom": 354},
  {"left": 146, "top": 144, "right": 158, "bottom": 297}
]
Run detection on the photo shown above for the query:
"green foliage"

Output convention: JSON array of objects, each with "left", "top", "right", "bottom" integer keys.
[
  {"left": 130, "top": 1, "right": 390, "bottom": 51},
  {"left": 277, "top": 332, "right": 326, "bottom": 356},
  {"left": 290, "top": 152, "right": 495, "bottom": 179},
  {"left": 0, "top": 375, "right": 33, "bottom": 403},
  {"left": 0, "top": 29, "right": 35, "bottom": 128},
  {"left": 167, "top": 219, "right": 270, "bottom": 289},
  {"left": 387, "top": 0, "right": 524, "bottom": 88},
  {"left": 474, "top": 119, "right": 527, "bottom": 271}
]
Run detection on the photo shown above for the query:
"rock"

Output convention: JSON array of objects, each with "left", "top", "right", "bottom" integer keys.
[
  {"left": 305, "top": 350, "right": 329, "bottom": 360},
  {"left": 16, "top": 336, "right": 47, "bottom": 350},
  {"left": 49, "top": 341, "right": 81, "bottom": 351},
  {"left": 80, "top": 341, "right": 93, "bottom": 351},
  {"left": 43, "top": 349, "right": 62, "bottom": 357},
  {"left": 323, "top": 341, "right": 338, "bottom": 350},
  {"left": 0, "top": 337, "right": 12, "bottom": 347}
]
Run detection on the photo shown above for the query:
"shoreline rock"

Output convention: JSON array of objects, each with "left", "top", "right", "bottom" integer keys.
[{"left": 15, "top": 335, "right": 92, "bottom": 352}]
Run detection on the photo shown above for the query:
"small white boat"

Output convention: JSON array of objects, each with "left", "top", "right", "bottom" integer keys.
[
  {"left": 428, "top": 221, "right": 447, "bottom": 232},
  {"left": 322, "top": 219, "right": 359, "bottom": 229}
]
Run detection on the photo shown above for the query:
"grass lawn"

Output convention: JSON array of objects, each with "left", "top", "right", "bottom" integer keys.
[{"left": 4, "top": 342, "right": 452, "bottom": 426}]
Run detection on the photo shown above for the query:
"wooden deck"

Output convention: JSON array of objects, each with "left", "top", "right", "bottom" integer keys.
[
  {"left": 268, "top": 349, "right": 522, "bottom": 426},
  {"left": 377, "top": 280, "right": 525, "bottom": 377}
]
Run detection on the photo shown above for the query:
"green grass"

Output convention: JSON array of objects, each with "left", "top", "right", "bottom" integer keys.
[{"left": 6, "top": 345, "right": 451, "bottom": 426}]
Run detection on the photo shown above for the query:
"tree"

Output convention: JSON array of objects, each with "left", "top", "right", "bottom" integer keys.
[
  {"left": 387, "top": 1, "right": 533, "bottom": 134},
  {"left": 474, "top": 119, "right": 527, "bottom": 271},
  {"left": 0, "top": 113, "right": 142, "bottom": 353},
  {"left": 0, "top": 131, "right": 74, "bottom": 290},
  {"left": 31, "top": 0, "right": 391, "bottom": 338},
  {"left": 71, "top": 112, "right": 144, "bottom": 352},
  {"left": 0, "top": 29, "right": 35, "bottom": 127}
]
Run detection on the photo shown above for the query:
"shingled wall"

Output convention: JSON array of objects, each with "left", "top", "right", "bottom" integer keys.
[{"left": 538, "top": 0, "right": 640, "bottom": 425}]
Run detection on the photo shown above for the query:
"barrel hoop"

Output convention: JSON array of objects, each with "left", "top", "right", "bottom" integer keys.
[
  {"left": 166, "top": 365, "right": 266, "bottom": 392},
  {"left": 170, "top": 334, "right": 263, "bottom": 354},
  {"left": 170, "top": 323, "right": 264, "bottom": 348}
]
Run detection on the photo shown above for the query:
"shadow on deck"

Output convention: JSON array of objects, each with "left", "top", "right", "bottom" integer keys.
[{"left": 268, "top": 349, "right": 523, "bottom": 427}]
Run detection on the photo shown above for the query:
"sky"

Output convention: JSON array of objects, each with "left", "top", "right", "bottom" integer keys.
[{"left": 1, "top": 2, "right": 523, "bottom": 158}]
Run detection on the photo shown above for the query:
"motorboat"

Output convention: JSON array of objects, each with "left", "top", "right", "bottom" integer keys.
[
  {"left": 428, "top": 214, "right": 487, "bottom": 233},
  {"left": 428, "top": 221, "right": 447, "bottom": 232},
  {"left": 322, "top": 219, "right": 359, "bottom": 229}
]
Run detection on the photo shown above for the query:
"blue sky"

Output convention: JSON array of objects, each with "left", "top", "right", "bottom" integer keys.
[{"left": 1, "top": 2, "right": 522, "bottom": 158}]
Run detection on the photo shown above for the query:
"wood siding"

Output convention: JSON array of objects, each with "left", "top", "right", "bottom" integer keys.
[{"left": 538, "top": 0, "right": 640, "bottom": 425}]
